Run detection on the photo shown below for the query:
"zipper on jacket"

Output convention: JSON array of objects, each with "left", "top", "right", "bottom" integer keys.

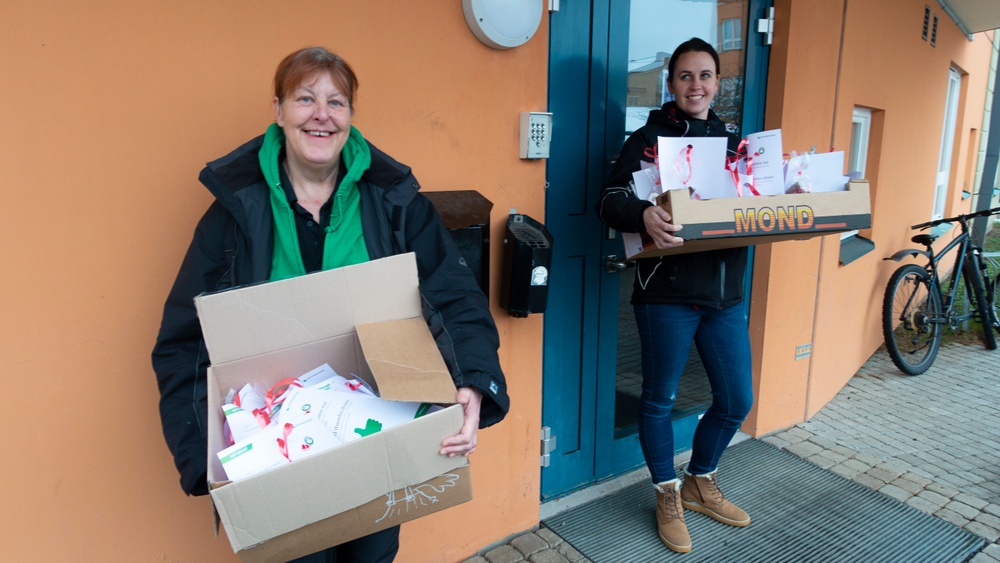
[
  {"left": 719, "top": 261, "right": 726, "bottom": 305},
  {"left": 219, "top": 222, "right": 239, "bottom": 291}
]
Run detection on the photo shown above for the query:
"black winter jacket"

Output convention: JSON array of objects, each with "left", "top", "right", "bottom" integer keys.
[
  {"left": 152, "top": 134, "right": 509, "bottom": 496},
  {"left": 597, "top": 102, "right": 747, "bottom": 309}
]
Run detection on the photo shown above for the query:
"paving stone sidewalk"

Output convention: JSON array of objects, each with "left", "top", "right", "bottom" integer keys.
[{"left": 464, "top": 343, "right": 1000, "bottom": 563}]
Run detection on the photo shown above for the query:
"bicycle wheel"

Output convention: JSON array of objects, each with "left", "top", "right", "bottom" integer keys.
[
  {"left": 963, "top": 259, "right": 997, "bottom": 350},
  {"left": 882, "top": 264, "right": 943, "bottom": 375},
  {"left": 992, "top": 273, "right": 1000, "bottom": 334}
]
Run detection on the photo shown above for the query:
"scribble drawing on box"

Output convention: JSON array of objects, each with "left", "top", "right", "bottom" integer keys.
[{"left": 376, "top": 473, "right": 461, "bottom": 523}]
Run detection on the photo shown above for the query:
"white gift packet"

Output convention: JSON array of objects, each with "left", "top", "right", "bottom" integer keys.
[
  {"left": 785, "top": 150, "right": 848, "bottom": 193},
  {"left": 279, "top": 385, "right": 433, "bottom": 444},
  {"left": 657, "top": 136, "right": 733, "bottom": 200},
  {"left": 642, "top": 129, "right": 848, "bottom": 202},
  {"left": 744, "top": 129, "right": 784, "bottom": 195},
  {"left": 216, "top": 425, "right": 291, "bottom": 481},
  {"left": 217, "top": 363, "right": 440, "bottom": 482}
]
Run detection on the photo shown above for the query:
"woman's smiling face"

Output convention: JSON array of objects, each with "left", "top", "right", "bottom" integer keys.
[
  {"left": 667, "top": 51, "right": 719, "bottom": 120},
  {"left": 273, "top": 71, "right": 352, "bottom": 173}
]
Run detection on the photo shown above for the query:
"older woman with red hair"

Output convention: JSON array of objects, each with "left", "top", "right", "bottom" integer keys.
[{"left": 153, "top": 47, "right": 509, "bottom": 562}]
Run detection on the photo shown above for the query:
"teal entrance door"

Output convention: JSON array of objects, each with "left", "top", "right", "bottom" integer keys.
[{"left": 541, "top": 0, "right": 771, "bottom": 499}]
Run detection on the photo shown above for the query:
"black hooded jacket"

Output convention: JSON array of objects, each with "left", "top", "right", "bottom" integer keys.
[
  {"left": 152, "top": 134, "right": 509, "bottom": 496},
  {"left": 597, "top": 102, "right": 747, "bottom": 309}
]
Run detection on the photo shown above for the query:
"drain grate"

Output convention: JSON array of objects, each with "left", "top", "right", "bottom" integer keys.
[{"left": 543, "top": 440, "right": 985, "bottom": 562}]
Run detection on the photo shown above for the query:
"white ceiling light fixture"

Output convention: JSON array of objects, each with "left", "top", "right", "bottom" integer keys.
[{"left": 462, "top": 0, "right": 543, "bottom": 49}]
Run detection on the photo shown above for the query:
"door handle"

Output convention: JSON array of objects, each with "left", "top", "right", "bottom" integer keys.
[{"left": 605, "top": 254, "right": 635, "bottom": 273}]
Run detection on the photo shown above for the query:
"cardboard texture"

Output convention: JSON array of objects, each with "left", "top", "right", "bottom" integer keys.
[
  {"left": 623, "top": 180, "right": 871, "bottom": 258},
  {"left": 194, "top": 253, "right": 471, "bottom": 561},
  {"left": 237, "top": 467, "right": 473, "bottom": 563}
]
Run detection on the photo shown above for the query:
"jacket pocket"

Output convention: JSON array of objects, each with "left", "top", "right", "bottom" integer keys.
[{"left": 661, "top": 254, "right": 720, "bottom": 300}]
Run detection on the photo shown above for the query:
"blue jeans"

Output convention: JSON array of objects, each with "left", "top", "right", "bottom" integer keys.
[{"left": 634, "top": 303, "right": 754, "bottom": 484}]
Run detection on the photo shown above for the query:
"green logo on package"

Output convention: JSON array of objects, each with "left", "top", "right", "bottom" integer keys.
[{"left": 354, "top": 418, "right": 383, "bottom": 438}]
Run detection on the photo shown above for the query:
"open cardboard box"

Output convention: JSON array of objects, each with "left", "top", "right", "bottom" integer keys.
[
  {"left": 195, "top": 253, "right": 471, "bottom": 562},
  {"left": 623, "top": 180, "right": 872, "bottom": 258}
]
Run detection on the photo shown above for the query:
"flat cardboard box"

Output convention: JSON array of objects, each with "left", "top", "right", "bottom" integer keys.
[
  {"left": 195, "top": 253, "right": 471, "bottom": 562},
  {"left": 623, "top": 180, "right": 871, "bottom": 258}
]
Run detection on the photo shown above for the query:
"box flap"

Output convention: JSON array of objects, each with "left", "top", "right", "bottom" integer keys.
[
  {"left": 195, "top": 253, "right": 422, "bottom": 364},
  {"left": 356, "top": 318, "right": 458, "bottom": 403}
]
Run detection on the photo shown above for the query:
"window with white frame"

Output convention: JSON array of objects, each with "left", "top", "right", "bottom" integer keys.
[
  {"left": 841, "top": 107, "right": 871, "bottom": 240},
  {"left": 719, "top": 18, "right": 742, "bottom": 52},
  {"left": 849, "top": 108, "right": 871, "bottom": 178},
  {"left": 933, "top": 68, "right": 962, "bottom": 220}
]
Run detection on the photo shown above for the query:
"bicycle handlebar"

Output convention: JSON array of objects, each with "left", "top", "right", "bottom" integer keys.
[{"left": 911, "top": 206, "right": 1000, "bottom": 231}]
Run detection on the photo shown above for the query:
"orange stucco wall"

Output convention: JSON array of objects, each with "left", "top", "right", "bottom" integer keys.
[
  {"left": 1, "top": 2, "right": 546, "bottom": 561},
  {"left": 746, "top": 0, "right": 994, "bottom": 435}
]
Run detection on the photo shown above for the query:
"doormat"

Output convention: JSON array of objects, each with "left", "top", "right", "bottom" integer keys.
[{"left": 542, "top": 440, "right": 986, "bottom": 562}]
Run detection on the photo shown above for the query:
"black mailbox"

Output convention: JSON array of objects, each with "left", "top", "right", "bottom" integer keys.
[
  {"left": 423, "top": 190, "right": 493, "bottom": 298},
  {"left": 500, "top": 213, "right": 552, "bottom": 317}
]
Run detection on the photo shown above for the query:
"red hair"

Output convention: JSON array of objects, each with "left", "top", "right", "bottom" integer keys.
[{"left": 273, "top": 47, "right": 358, "bottom": 108}]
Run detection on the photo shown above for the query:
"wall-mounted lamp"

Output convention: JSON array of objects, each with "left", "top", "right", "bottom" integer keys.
[{"left": 462, "top": 0, "right": 543, "bottom": 49}]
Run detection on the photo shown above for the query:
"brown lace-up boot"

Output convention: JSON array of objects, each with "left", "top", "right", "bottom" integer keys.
[
  {"left": 680, "top": 471, "right": 750, "bottom": 527},
  {"left": 654, "top": 480, "right": 692, "bottom": 553}
]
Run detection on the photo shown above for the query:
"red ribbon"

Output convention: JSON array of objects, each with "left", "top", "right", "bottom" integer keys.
[
  {"left": 251, "top": 408, "right": 271, "bottom": 428},
  {"left": 265, "top": 377, "right": 303, "bottom": 416},
  {"left": 643, "top": 144, "right": 660, "bottom": 167},
  {"left": 673, "top": 144, "right": 693, "bottom": 186},
  {"left": 233, "top": 389, "right": 271, "bottom": 428},
  {"left": 276, "top": 422, "right": 295, "bottom": 461},
  {"left": 643, "top": 145, "right": 662, "bottom": 189},
  {"left": 725, "top": 139, "right": 760, "bottom": 197}
]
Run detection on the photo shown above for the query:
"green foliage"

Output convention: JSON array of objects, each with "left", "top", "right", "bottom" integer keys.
[{"left": 984, "top": 222, "right": 1000, "bottom": 254}]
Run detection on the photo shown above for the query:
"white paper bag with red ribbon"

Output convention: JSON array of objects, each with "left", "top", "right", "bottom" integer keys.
[{"left": 658, "top": 136, "right": 733, "bottom": 200}]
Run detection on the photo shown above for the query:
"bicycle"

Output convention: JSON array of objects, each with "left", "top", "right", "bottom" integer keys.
[{"left": 882, "top": 206, "right": 1000, "bottom": 375}]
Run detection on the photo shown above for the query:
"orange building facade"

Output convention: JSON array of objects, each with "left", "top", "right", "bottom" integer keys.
[
  {"left": 1, "top": 1, "right": 995, "bottom": 561},
  {"left": 749, "top": 0, "right": 996, "bottom": 434}
]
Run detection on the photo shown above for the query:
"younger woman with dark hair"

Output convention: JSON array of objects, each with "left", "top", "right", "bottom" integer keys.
[{"left": 596, "top": 37, "right": 754, "bottom": 554}]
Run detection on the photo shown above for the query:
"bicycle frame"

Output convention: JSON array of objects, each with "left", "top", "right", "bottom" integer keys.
[
  {"left": 885, "top": 223, "right": 972, "bottom": 324},
  {"left": 927, "top": 234, "right": 974, "bottom": 326}
]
